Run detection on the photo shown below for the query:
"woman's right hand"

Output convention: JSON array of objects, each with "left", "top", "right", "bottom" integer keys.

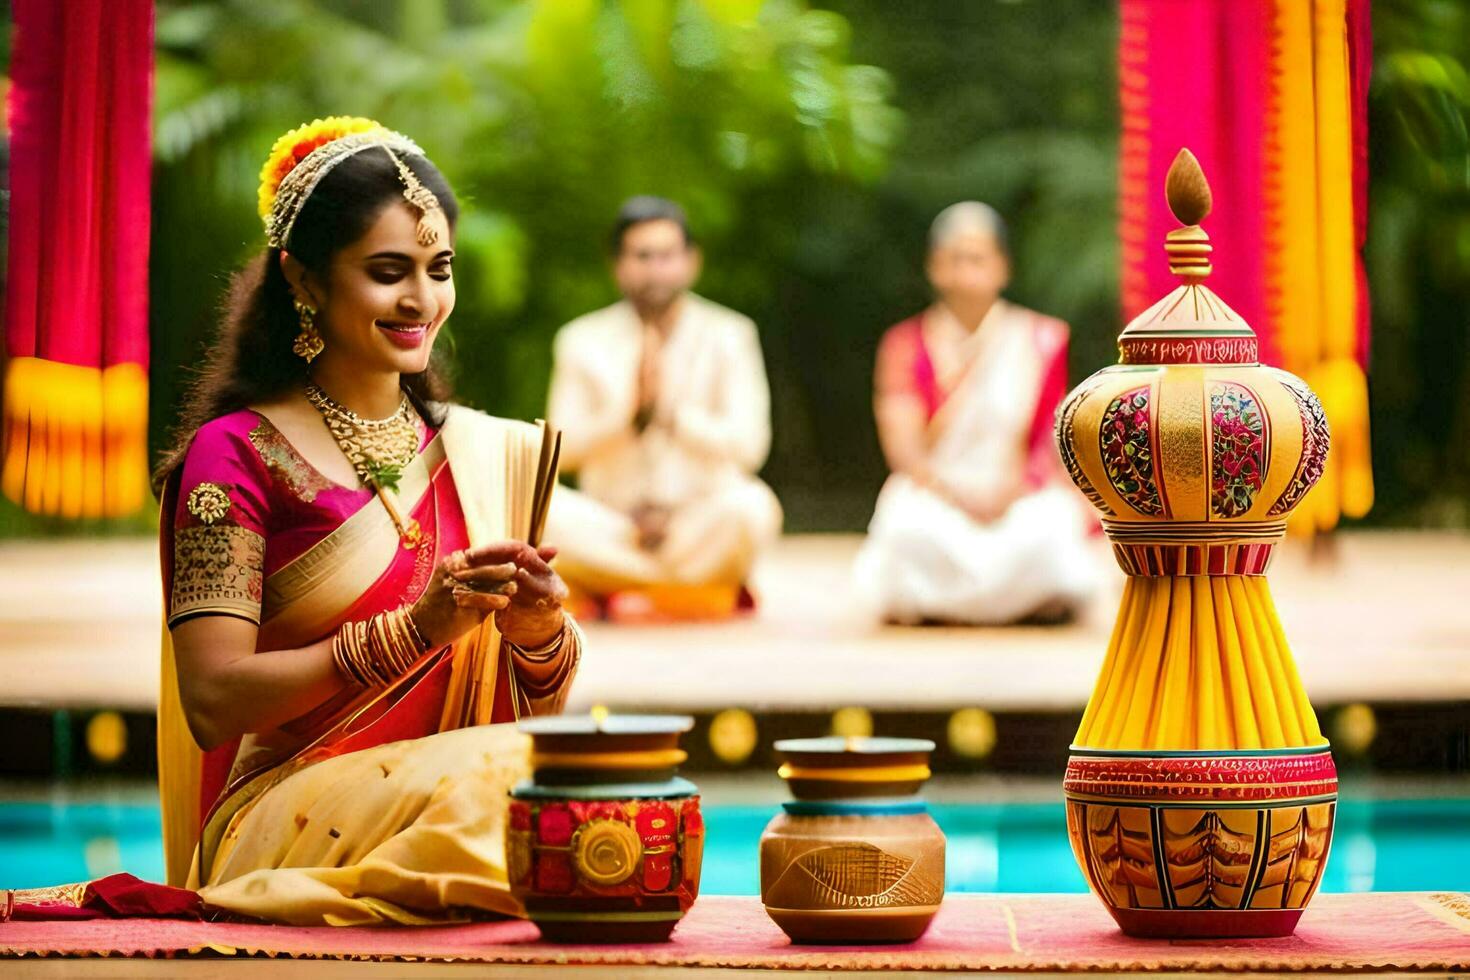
[{"left": 410, "top": 545, "right": 519, "bottom": 648}]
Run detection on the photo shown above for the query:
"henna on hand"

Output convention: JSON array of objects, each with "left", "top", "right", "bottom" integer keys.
[{"left": 496, "top": 544, "right": 569, "bottom": 647}]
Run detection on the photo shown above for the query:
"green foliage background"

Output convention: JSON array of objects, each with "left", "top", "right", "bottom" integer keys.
[
  {"left": 1, "top": 0, "right": 1467, "bottom": 534},
  {"left": 1365, "top": 0, "right": 1470, "bottom": 525}
]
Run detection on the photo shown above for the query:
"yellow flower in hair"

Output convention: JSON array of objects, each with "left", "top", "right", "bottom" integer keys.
[{"left": 257, "top": 116, "right": 385, "bottom": 221}]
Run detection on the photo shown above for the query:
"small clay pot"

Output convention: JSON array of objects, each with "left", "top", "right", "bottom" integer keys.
[
  {"left": 759, "top": 737, "right": 945, "bottom": 944},
  {"left": 508, "top": 714, "right": 703, "bottom": 942}
]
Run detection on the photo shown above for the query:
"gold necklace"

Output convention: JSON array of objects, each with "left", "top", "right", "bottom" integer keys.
[{"left": 305, "top": 383, "right": 424, "bottom": 548}]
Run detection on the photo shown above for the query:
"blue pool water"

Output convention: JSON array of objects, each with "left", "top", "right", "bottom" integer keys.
[{"left": 2, "top": 797, "right": 1467, "bottom": 894}]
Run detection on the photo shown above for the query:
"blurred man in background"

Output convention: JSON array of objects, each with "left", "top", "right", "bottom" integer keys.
[
  {"left": 545, "top": 196, "right": 781, "bottom": 620},
  {"left": 854, "top": 202, "right": 1097, "bottom": 625}
]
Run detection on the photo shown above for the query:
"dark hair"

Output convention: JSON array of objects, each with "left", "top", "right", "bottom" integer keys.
[
  {"left": 609, "top": 195, "right": 692, "bottom": 254},
  {"left": 153, "top": 148, "right": 459, "bottom": 493}
]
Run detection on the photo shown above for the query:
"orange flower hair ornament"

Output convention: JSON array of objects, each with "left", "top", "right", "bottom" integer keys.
[{"left": 258, "top": 116, "right": 443, "bottom": 249}]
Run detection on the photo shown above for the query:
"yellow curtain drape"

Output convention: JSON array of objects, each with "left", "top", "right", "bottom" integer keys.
[
  {"left": 1268, "top": 0, "right": 1374, "bottom": 534},
  {"left": 1, "top": 359, "right": 149, "bottom": 519}
]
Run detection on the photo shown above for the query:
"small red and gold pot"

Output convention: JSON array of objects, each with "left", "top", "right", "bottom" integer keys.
[
  {"left": 508, "top": 713, "right": 703, "bottom": 942},
  {"left": 1064, "top": 745, "right": 1337, "bottom": 938}
]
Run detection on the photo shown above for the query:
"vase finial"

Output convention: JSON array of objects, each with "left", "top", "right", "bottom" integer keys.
[{"left": 1164, "top": 148, "right": 1213, "bottom": 281}]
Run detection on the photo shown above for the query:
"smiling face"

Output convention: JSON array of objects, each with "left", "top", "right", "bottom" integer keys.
[{"left": 291, "top": 201, "right": 455, "bottom": 377}]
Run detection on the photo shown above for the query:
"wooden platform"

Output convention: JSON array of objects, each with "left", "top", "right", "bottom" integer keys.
[{"left": 0, "top": 532, "right": 1467, "bottom": 714}]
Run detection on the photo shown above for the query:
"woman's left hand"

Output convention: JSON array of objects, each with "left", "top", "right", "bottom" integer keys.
[{"left": 451, "top": 542, "right": 567, "bottom": 647}]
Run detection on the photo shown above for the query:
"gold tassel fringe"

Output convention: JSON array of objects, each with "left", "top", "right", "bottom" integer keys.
[
  {"left": 1075, "top": 574, "right": 1326, "bottom": 751},
  {"left": 1, "top": 356, "right": 148, "bottom": 518}
]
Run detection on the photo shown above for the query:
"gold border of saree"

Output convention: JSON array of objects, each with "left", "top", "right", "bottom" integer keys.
[{"left": 257, "top": 434, "right": 446, "bottom": 648}]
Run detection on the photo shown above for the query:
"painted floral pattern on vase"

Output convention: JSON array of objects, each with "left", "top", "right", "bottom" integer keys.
[
  {"left": 1099, "top": 385, "right": 1165, "bottom": 516},
  {"left": 1209, "top": 383, "right": 1267, "bottom": 519}
]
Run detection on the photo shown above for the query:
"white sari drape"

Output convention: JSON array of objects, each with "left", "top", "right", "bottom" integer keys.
[{"left": 855, "top": 304, "right": 1098, "bottom": 624}]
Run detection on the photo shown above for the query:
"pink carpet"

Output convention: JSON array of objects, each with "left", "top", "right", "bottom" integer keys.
[{"left": 3, "top": 893, "right": 1468, "bottom": 970}]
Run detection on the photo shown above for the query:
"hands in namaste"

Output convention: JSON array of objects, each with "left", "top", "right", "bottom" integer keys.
[
  {"left": 633, "top": 323, "right": 662, "bottom": 432},
  {"left": 411, "top": 541, "right": 568, "bottom": 649},
  {"left": 631, "top": 502, "right": 672, "bottom": 552}
]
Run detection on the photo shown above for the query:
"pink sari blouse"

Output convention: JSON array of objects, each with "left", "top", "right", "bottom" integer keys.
[
  {"left": 875, "top": 308, "right": 1070, "bottom": 490},
  {"left": 164, "top": 408, "right": 439, "bottom": 628}
]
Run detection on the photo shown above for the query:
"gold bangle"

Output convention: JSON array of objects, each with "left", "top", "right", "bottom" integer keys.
[
  {"left": 402, "top": 606, "right": 431, "bottom": 652},
  {"left": 373, "top": 614, "right": 401, "bottom": 676},
  {"left": 363, "top": 619, "right": 389, "bottom": 686},
  {"left": 347, "top": 620, "right": 365, "bottom": 685},
  {"left": 378, "top": 614, "right": 404, "bottom": 677},
  {"left": 335, "top": 607, "right": 435, "bottom": 690},
  {"left": 385, "top": 607, "right": 423, "bottom": 673},
  {"left": 369, "top": 612, "right": 400, "bottom": 682},
  {"left": 511, "top": 618, "right": 581, "bottom": 702},
  {"left": 392, "top": 606, "right": 426, "bottom": 659},
  {"left": 333, "top": 620, "right": 372, "bottom": 687},
  {"left": 356, "top": 619, "right": 388, "bottom": 686},
  {"left": 505, "top": 621, "right": 567, "bottom": 662}
]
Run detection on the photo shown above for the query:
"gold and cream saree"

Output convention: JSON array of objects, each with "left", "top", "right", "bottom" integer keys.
[{"left": 156, "top": 405, "right": 578, "bottom": 924}]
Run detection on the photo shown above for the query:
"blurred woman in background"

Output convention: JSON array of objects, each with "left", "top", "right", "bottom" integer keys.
[{"left": 855, "top": 202, "right": 1098, "bottom": 625}]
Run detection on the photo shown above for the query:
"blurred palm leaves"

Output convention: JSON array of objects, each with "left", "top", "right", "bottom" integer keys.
[
  {"left": 145, "top": 0, "right": 1119, "bottom": 530},
  {"left": 1367, "top": 0, "right": 1470, "bottom": 523},
  {"left": 148, "top": 0, "right": 900, "bottom": 430},
  {"left": 7, "top": 0, "right": 1466, "bottom": 533}
]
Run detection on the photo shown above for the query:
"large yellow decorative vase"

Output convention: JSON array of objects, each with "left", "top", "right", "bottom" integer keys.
[{"left": 1055, "top": 149, "right": 1336, "bottom": 938}]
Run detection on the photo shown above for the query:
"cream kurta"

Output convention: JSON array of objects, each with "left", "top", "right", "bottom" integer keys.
[{"left": 545, "top": 295, "right": 782, "bottom": 592}]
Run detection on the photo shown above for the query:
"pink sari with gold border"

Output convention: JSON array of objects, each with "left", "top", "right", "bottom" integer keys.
[{"left": 155, "top": 404, "right": 573, "bottom": 890}]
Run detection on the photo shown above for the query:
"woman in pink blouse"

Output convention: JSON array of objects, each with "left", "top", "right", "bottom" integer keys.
[
  {"left": 147, "top": 118, "right": 581, "bottom": 924},
  {"left": 854, "top": 202, "right": 1099, "bottom": 625}
]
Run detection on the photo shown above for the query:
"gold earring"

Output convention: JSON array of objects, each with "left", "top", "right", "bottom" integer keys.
[{"left": 292, "top": 299, "right": 325, "bottom": 363}]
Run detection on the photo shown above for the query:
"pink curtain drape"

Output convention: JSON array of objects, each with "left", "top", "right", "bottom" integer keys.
[
  {"left": 1118, "top": 0, "right": 1374, "bottom": 531},
  {"left": 3, "top": 0, "right": 154, "bottom": 518},
  {"left": 1119, "top": 0, "right": 1271, "bottom": 360}
]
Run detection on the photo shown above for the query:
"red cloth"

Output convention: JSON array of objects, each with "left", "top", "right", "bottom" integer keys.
[
  {"left": 876, "top": 315, "right": 943, "bottom": 420},
  {"left": 5, "top": 0, "right": 153, "bottom": 368},
  {"left": 0, "top": 893, "right": 1467, "bottom": 969},
  {"left": 4, "top": 875, "right": 201, "bottom": 922}
]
